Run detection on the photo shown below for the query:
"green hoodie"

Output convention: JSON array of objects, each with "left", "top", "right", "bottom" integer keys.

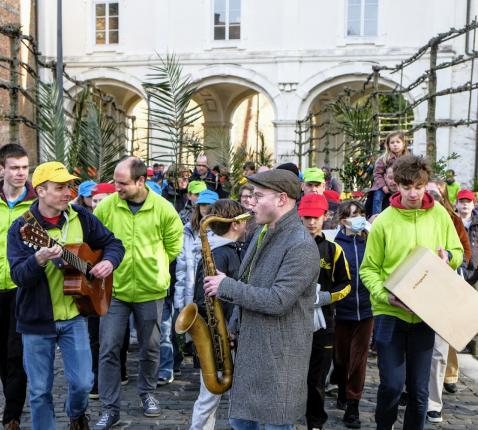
[
  {"left": 0, "top": 182, "right": 36, "bottom": 291},
  {"left": 360, "top": 194, "right": 463, "bottom": 323},
  {"left": 94, "top": 188, "right": 183, "bottom": 303}
]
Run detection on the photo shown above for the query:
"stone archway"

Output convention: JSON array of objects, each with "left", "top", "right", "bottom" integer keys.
[
  {"left": 297, "top": 72, "right": 420, "bottom": 170},
  {"left": 190, "top": 78, "right": 276, "bottom": 167}
]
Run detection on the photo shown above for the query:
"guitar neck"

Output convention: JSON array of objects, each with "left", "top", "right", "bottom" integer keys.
[{"left": 49, "top": 237, "right": 88, "bottom": 275}]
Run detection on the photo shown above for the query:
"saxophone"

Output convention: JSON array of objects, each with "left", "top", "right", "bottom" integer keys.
[{"left": 175, "top": 212, "right": 251, "bottom": 395}]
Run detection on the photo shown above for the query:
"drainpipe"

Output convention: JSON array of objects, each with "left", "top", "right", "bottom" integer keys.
[{"left": 466, "top": 0, "right": 474, "bottom": 55}]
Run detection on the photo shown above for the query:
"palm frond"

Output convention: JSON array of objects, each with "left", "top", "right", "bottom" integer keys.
[{"left": 37, "top": 82, "right": 68, "bottom": 164}]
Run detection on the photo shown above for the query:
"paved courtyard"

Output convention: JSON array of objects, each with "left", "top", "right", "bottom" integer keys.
[{"left": 2, "top": 343, "right": 478, "bottom": 429}]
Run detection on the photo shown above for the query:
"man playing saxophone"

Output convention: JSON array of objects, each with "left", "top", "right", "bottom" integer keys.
[{"left": 204, "top": 169, "right": 321, "bottom": 430}]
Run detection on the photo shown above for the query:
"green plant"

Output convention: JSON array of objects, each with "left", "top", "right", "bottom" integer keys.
[
  {"left": 37, "top": 82, "right": 126, "bottom": 182},
  {"left": 143, "top": 53, "right": 203, "bottom": 166},
  {"left": 431, "top": 152, "right": 460, "bottom": 180},
  {"left": 332, "top": 99, "right": 378, "bottom": 191},
  {"left": 37, "top": 82, "right": 67, "bottom": 163}
]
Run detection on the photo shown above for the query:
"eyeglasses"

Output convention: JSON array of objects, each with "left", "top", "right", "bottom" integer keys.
[{"left": 251, "top": 192, "right": 280, "bottom": 201}]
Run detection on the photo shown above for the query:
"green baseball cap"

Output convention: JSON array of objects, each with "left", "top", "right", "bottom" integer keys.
[
  {"left": 188, "top": 180, "right": 207, "bottom": 194},
  {"left": 302, "top": 167, "right": 325, "bottom": 184}
]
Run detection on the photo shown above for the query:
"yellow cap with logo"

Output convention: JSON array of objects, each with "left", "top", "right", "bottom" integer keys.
[{"left": 32, "top": 161, "right": 79, "bottom": 188}]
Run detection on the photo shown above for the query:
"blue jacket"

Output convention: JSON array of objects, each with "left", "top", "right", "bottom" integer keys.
[
  {"left": 7, "top": 201, "right": 125, "bottom": 335},
  {"left": 334, "top": 229, "right": 372, "bottom": 321}
]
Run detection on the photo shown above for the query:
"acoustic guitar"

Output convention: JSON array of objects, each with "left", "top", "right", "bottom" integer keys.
[{"left": 20, "top": 223, "right": 112, "bottom": 316}]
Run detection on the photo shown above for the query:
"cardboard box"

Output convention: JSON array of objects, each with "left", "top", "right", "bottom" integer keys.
[{"left": 384, "top": 246, "right": 478, "bottom": 351}]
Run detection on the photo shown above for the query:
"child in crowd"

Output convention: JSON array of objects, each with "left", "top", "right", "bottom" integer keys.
[
  {"left": 174, "top": 190, "right": 219, "bottom": 357},
  {"left": 301, "top": 167, "right": 326, "bottom": 196},
  {"left": 179, "top": 180, "right": 208, "bottom": 224},
  {"left": 371, "top": 131, "right": 409, "bottom": 215},
  {"left": 445, "top": 169, "right": 461, "bottom": 205},
  {"left": 334, "top": 200, "right": 373, "bottom": 429},
  {"left": 298, "top": 193, "right": 351, "bottom": 430},
  {"left": 190, "top": 199, "right": 248, "bottom": 430}
]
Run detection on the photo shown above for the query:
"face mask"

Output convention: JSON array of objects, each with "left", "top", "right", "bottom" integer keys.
[
  {"left": 346, "top": 216, "right": 367, "bottom": 233},
  {"left": 446, "top": 178, "right": 455, "bottom": 185}
]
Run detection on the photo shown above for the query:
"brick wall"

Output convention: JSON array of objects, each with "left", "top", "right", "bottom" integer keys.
[{"left": 0, "top": 0, "right": 38, "bottom": 165}]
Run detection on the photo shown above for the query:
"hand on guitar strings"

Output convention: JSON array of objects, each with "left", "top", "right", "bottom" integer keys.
[
  {"left": 35, "top": 244, "right": 63, "bottom": 266},
  {"left": 89, "top": 260, "right": 114, "bottom": 279},
  {"left": 204, "top": 270, "right": 227, "bottom": 297}
]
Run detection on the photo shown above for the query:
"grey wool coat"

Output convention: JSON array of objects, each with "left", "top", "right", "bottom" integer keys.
[{"left": 217, "top": 208, "right": 321, "bottom": 425}]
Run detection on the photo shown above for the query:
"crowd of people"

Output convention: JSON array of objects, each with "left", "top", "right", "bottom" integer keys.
[{"left": 0, "top": 132, "right": 476, "bottom": 430}]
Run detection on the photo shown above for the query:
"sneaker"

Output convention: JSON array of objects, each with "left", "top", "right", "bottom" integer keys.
[
  {"left": 158, "top": 375, "right": 174, "bottom": 386},
  {"left": 121, "top": 374, "right": 129, "bottom": 386},
  {"left": 443, "top": 382, "right": 457, "bottom": 393},
  {"left": 173, "top": 368, "right": 182, "bottom": 377},
  {"left": 140, "top": 393, "right": 161, "bottom": 417},
  {"left": 89, "top": 384, "right": 99, "bottom": 400},
  {"left": 93, "top": 411, "right": 120, "bottom": 430},
  {"left": 343, "top": 400, "right": 361, "bottom": 429},
  {"left": 325, "top": 383, "right": 338, "bottom": 394},
  {"left": 427, "top": 411, "right": 443, "bottom": 423},
  {"left": 69, "top": 414, "right": 90, "bottom": 430}
]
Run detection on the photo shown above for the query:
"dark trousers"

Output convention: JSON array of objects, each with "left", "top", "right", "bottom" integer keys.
[
  {"left": 335, "top": 317, "right": 374, "bottom": 402},
  {"left": 171, "top": 308, "right": 183, "bottom": 370},
  {"left": 0, "top": 289, "right": 27, "bottom": 424},
  {"left": 88, "top": 316, "right": 130, "bottom": 388},
  {"left": 306, "top": 330, "right": 334, "bottom": 430},
  {"left": 374, "top": 315, "right": 435, "bottom": 430}
]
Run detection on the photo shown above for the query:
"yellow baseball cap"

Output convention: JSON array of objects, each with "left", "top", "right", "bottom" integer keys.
[{"left": 32, "top": 161, "right": 79, "bottom": 188}]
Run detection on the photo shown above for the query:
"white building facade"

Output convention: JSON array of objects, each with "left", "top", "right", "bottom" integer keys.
[{"left": 37, "top": 0, "right": 478, "bottom": 184}]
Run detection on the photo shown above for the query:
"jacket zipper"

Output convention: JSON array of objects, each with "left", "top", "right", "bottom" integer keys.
[
  {"left": 132, "top": 212, "right": 136, "bottom": 301},
  {"left": 353, "top": 236, "right": 360, "bottom": 320},
  {"left": 412, "top": 210, "right": 418, "bottom": 323}
]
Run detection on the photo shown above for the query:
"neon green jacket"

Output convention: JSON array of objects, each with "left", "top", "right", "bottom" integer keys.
[
  {"left": 446, "top": 181, "right": 461, "bottom": 205},
  {"left": 360, "top": 194, "right": 463, "bottom": 323},
  {"left": 94, "top": 188, "right": 183, "bottom": 303},
  {"left": 0, "top": 182, "right": 36, "bottom": 291}
]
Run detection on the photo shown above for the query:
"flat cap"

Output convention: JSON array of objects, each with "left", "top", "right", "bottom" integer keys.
[{"left": 247, "top": 169, "right": 301, "bottom": 200}]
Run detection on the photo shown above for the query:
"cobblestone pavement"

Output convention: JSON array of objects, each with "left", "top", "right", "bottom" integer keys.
[{"left": 2, "top": 344, "right": 478, "bottom": 429}]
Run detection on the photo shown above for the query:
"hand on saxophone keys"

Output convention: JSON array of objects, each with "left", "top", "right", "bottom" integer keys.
[{"left": 204, "top": 270, "right": 227, "bottom": 296}]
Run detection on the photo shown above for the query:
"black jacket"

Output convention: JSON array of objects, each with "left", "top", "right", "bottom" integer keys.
[
  {"left": 334, "top": 229, "right": 372, "bottom": 321},
  {"left": 162, "top": 183, "right": 188, "bottom": 213},
  {"left": 464, "top": 210, "right": 478, "bottom": 285},
  {"left": 190, "top": 168, "right": 225, "bottom": 197},
  {"left": 194, "top": 240, "right": 247, "bottom": 322},
  {"left": 314, "top": 234, "right": 351, "bottom": 333}
]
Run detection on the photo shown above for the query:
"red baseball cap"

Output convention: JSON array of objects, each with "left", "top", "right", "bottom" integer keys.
[
  {"left": 298, "top": 194, "right": 329, "bottom": 217},
  {"left": 323, "top": 189, "right": 341, "bottom": 203},
  {"left": 457, "top": 189, "right": 476, "bottom": 202},
  {"left": 92, "top": 183, "right": 116, "bottom": 196}
]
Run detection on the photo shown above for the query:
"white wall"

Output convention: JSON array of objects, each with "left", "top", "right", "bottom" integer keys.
[{"left": 36, "top": 0, "right": 478, "bottom": 184}]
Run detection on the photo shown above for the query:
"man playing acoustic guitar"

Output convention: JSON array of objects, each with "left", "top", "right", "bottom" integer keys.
[{"left": 7, "top": 161, "right": 125, "bottom": 430}]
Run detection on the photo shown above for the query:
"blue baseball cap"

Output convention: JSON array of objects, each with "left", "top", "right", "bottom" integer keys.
[
  {"left": 146, "top": 180, "right": 162, "bottom": 195},
  {"left": 197, "top": 189, "right": 219, "bottom": 205},
  {"left": 78, "top": 180, "right": 97, "bottom": 197}
]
